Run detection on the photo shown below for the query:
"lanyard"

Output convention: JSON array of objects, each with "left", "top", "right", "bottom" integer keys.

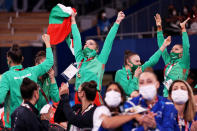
[
  {"left": 163, "top": 63, "right": 177, "bottom": 80},
  {"left": 126, "top": 70, "right": 130, "bottom": 80},
  {"left": 14, "top": 68, "right": 24, "bottom": 71},
  {"left": 178, "top": 115, "right": 188, "bottom": 131},
  {"left": 78, "top": 57, "right": 94, "bottom": 70},
  {"left": 39, "top": 86, "right": 49, "bottom": 104}
]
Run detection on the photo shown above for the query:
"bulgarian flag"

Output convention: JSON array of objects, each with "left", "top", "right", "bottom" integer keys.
[{"left": 47, "top": 3, "right": 76, "bottom": 55}]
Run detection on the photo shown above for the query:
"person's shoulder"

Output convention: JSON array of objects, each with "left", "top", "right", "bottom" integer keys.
[
  {"left": 12, "top": 106, "right": 27, "bottom": 117},
  {"left": 94, "top": 105, "right": 110, "bottom": 115},
  {"left": 116, "top": 68, "right": 125, "bottom": 74}
]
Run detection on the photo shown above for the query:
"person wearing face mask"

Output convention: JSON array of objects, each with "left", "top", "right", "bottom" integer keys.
[
  {"left": 155, "top": 13, "right": 191, "bottom": 97},
  {"left": 92, "top": 82, "right": 142, "bottom": 131},
  {"left": 168, "top": 80, "right": 197, "bottom": 131},
  {"left": 71, "top": 11, "right": 125, "bottom": 106},
  {"left": 54, "top": 81, "right": 97, "bottom": 131},
  {"left": 115, "top": 35, "right": 171, "bottom": 97},
  {"left": 11, "top": 78, "right": 52, "bottom": 131},
  {"left": 97, "top": 10, "right": 111, "bottom": 40},
  {"left": 123, "top": 71, "right": 176, "bottom": 131},
  {"left": 34, "top": 51, "right": 60, "bottom": 112},
  {"left": 0, "top": 34, "right": 53, "bottom": 130}
]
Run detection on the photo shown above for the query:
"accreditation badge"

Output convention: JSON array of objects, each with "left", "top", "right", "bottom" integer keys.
[{"left": 61, "top": 63, "right": 79, "bottom": 81}]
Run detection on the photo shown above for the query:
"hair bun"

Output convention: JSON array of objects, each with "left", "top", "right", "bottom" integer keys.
[
  {"left": 124, "top": 50, "right": 132, "bottom": 55},
  {"left": 11, "top": 44, "right": 20, "bottom": 52},
  {"left": 89, "top": 81, "right": 97, "bottom": 88}
]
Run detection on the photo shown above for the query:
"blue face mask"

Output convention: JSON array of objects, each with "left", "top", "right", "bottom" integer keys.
[{"left": 83, "top": 48, "right": 97, "bottom": 58}]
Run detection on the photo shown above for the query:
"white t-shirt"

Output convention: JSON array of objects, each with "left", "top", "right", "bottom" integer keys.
[{"left": 92, "top": 106, "right": 111, "bottom": 131}]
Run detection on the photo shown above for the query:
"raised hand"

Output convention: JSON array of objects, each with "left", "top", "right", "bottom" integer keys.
[
  {"left": 71, "top": 10, "right": 77, "bottom": 24},
  {"left": 160, "top": 36, "right": 171, "bottom": 52},
  {"left": 42, "top": 34, "right": 50, "bottom": 48},
  {"left": 154, "top": 13, "right": 162, "bottom": 26},
  {"left": 163, "top": 36, "right": 171, "bottom": 47},
  {"left": 116, "top": 11, "right": 125, "bottom": 24},
  {"left": 180, "top": 17, "right": 190, "bottom": 32},
  {"left": 59, "top": 82, "right": 69, "bottom": 96}
]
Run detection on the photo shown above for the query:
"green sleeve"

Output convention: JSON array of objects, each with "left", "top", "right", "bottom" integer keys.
[
  {"left": 157, "top": 31, "right": 170, "bottom": 65},
  {"left": 97, "top": 23, "right": 119, "bottom": 64},
  {"left": 31, "top": 48, "right": 54, "bottom": 77},
  {"left": 49, "top": 82, "right": 60, "bottom": 102},
  {"left": 71, "top": 24, "right": 84, "bottom": 63},
  {"left": 179, "top": 32, "right": 190, "bottom": 69},
  {"left": 115, "top": 71, "right": 138, "bottom": 96},
  {"left": 142, "top": 49, "right": 162, "bottom": 71},
  {"left": 0, "top": 74, "right": 9, "bottom": 103}
]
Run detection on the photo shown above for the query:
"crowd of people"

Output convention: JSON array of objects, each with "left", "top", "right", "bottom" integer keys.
[{"left": 0, "top": 5, "right": 197, "bottom": 131}]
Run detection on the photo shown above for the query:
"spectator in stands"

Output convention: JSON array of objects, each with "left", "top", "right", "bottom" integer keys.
[
  {"left": 115, "top": 36, "right": 171, "bottom": 98},
  {"left": 165, "top": 5, "right": 181, "bottom": 35},
  {"left": 0, "top": 34, "right": 53, "bottom": 129},
  {"left": 187, "top": 72, "right": 197, "bottom": 89},
  {"left": 192, "top": 88, "right": 197, "bottom": 111},
  {"left": 188, "top": 5, "right": 197, "bottom": 35},
  {"left": 97, "top": 10, "right": 111, "bottom": 40},
  {"left": 155, "top": 13, "right": 191, "bottom": 97},
  {"left": 11, "top": 78, "right": 51, "bottom": 131},
  {"left": 123, "top": 71, "right": 176, "bottom": 130},
  {"left": 168, "top": 80, "right": 197, "bottom": 130},
  {"left": 70, "top": 11, "right": 125, "bottom": 106},
  {"left": 54, "top": 81, "right": 97, "bottom": 130},
  {"left": 92, "top": 82, "right": 141, "bottom": 131},
  {"left": 34, "top": 51, "right": 60, "bottom": 111}
]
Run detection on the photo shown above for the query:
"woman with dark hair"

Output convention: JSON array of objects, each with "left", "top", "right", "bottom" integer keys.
[
  {"left": 155, "top": 13, "right": 191, "bottom": 97},
  {"left": 115, "top": 36, "right": 171, "bottom": 97},
  {"left": 168, "top": 80, "right": 197, "bottom": 131},
  {"left": 0, "top": 34, "right": 54, "bottom": 129},
  {"left": 34, "top": 51, "right": 60, "bottom": 111},
  {"left": 54, "top": 81, "right": 97, "bottom": 131},
  {"left": 92, "top": 82, "right": 141, "bottom": 131}
]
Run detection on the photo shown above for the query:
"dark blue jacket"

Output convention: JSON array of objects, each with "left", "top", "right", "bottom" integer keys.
[
  {"left": 11, "top": 101, "right": 49, "bottom": 131},
  {"left": 123, "top": 95, "right": 176, "bottom": 131}
]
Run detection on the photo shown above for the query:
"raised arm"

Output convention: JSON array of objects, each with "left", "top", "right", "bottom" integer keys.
[
  {"left": 98, "top": 11, "right": 125, "bottom": 64},
  {"left": 48, "top": 69, "right": 60, "bottom": 102},
  {"left": 142, "top": 36, "right": 171, "bottom": 71},
  {"left": 179, "top": 18, "right": 190, "bottom": 69},
  {"left": 155, "top": 13, "right": 171, "bottom": 64},
  {"left": 32, "top": 34, "right": 54, "bottom": 77},
  {"left": 71, "top": 12, "right": 84, "bottom": 63}
]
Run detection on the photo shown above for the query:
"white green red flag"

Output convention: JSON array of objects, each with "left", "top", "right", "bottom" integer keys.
[{"left": 47, "top": 3, "right": 76, "bottom": 54}]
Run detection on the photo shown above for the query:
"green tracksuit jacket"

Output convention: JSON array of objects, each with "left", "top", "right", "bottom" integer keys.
[
  {"left": 115, "top": 49, "right": 162, "bottom": 96},
  {"left": 157, "top": 31, "right": 190, "bottom": 97},
  {"left": 72, "top": 23, "right": 119, "bottom": 91},
  {"left": 36, "top": 77, "right": 60, "bottom": 111},
  {"left": 0, "top": 47, "right": 53, "bottom": 128}
]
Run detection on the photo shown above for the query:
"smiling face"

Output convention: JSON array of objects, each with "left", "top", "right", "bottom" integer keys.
[
  {"left": 171, "top": 44, "right": 183, "bottom": 53},
  {"left": 84, "top": 40, "right": 98, "bottom": 52}
]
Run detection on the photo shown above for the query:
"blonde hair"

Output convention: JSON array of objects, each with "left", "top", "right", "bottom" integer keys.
[{"left": 169, "top": 80, "right": 196, "bottom": 121}]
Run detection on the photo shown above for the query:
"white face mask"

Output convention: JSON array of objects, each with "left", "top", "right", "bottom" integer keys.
[
  {"left": 139, "top": 84, "right": 157, "bottom": 100},
  {"left": 104, "top": 90, "right": 121, "bottom": 108},
  {"left": 172, "top": 10, "right": 177, "bottom": 16},
  {"left": 171, "top": 89, "right": 188, "bottom": 104}
]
